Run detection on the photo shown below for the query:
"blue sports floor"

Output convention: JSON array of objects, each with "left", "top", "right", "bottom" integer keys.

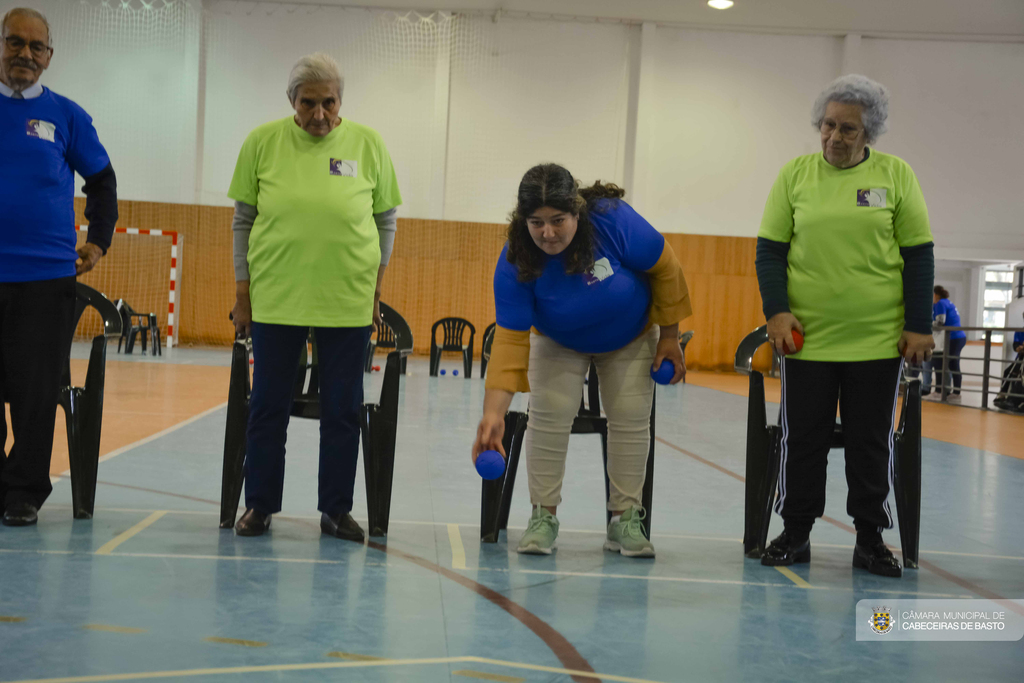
[{"left": 1, "top": 353, "right": 1022, "bottom": 683}]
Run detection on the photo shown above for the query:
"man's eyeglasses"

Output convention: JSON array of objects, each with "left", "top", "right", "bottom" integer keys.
[{"left": 3, "top": 35, "right": 52, "bottom": 58}]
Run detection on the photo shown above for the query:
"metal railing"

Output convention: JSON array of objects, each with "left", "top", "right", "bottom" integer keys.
[{"left": 932, "top": 326, "right": 1024, "bottom": 410}]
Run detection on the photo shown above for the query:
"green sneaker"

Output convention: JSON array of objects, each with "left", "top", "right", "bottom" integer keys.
[
  {"left": 517, "top": 507, "right": 559, "bottom": 555},
  {"left": 605, "top": 506, "right": 655, "bottom": 558}
]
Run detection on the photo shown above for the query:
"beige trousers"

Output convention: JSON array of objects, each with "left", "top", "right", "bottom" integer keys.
[{"left": 525, "top": 328, "right": 657, "bottom": 511}]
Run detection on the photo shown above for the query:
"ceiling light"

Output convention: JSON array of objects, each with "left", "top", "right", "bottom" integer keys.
[{"left": 708, "top": 0, "right": 735, "bottom": 9}]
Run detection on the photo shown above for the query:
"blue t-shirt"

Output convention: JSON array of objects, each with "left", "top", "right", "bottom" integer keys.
[
  {"left": 493, "top": 199, "right": 664, "bottom": 354},
  {"left": 1013, "top": 331, "right": 1024, "bottom": 349},
  {"left": 0, "top": 88, "right": 110, "bottom": 283},
  {"left": 933, "top": 299, "right": 967, "bottom": 341}
]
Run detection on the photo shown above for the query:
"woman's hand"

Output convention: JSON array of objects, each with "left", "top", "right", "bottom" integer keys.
[
  {"left": 654, "top": 328, "right": 686, "bottom": 384},
  {"left": 767, "top": 312, "right": 804, "bottom": 355},
  {"left": 373, "top": 290, "right": 384, "bottom": 332},
  {"left": 472, "top": 412, "right": 506, "bottom": 464},
  {"left": 898, "top": 331, "right": 934, "bottom": 365},
  {"left": 231, "top": 281, "right": 252, "bottom": 339},
  {"left": 473, "top": 389, "right": 515, "bottom": 464}
]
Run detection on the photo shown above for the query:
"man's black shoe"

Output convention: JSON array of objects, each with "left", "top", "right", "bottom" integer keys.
[
  {"left": 853, "top": 541, "right": 902, "bottom": 578},
  {"left": 760, "top": 530, "right": 810, "bottom": 566},
  {"left": 234, "top": 508, "right": 272, "bottom": 536},
  {"left": 2, "top": 502, "right": 39, "bottom": 527},
  {"left": 321, "top": 512, "right": 365, "bottom": 542}
]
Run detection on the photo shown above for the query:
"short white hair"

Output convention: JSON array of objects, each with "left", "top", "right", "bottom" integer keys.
[
  {"left": 2, "top": 7, "right": 52, "bottom": 46},
  {"left": 286, "top": 52, "right": 343, "bottom": 104},
  {"left": 811, "top": 74, "right": 890, "bottom": 144}
]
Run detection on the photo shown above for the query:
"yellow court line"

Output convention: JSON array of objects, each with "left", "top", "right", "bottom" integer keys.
[
  {"left": 0, "top": 655, "right": 670, "bottom": 683},
  {"left": 774, "top": 566, "right": 812, "bottom": 588},
  {"left": 453, "top": 670, "right": 525, "bottom": 683},
  {"left": 447, "top": 523, "right": 467, "bottom": 570},
  {"left": 203, "top": 637, "right": 267, "bottom": 648},
  {"left": 326, "top": 652, "right": 386, "bottom": 661},
  {"left": 0, "top": 616, "right": 27, "bottom": 623},
  {"left": 94, "top": 511, "right": 167, "bottom": 556},
  {"left": 83, "top": 624, "right": 147, "bottom": 635}
]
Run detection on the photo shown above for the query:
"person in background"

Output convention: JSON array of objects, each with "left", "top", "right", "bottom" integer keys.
[
  {"left": 932, "top": 286, "right": 966, "bottom": 402},
  {"left": 228, "top": 52, "right": 401, "bottom": 541},
  {"left": 472, "top": 164, "right": 691, "bottom": 559},
  {"left": 755, "top": 74, "right": 934, "bottom": 578},
  {"left": 0, "top": 8, "right": 117, "bottom": 527}
]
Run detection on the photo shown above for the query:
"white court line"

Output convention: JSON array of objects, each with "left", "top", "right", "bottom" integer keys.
[
  {"left": 49, "top": 403, "right": 228, "bottom": 485},
  {"left": 0, "top": 547, "right": 971, "bottom": 598},
  {"left": 447, "top": 523, "right": 467, "bottom": 570},
  {"left": 513, "top": 569, "right": 971, "bottom": 599},
  {"left": 44, "top": 507, "right": 1024, "bottom": 563}
]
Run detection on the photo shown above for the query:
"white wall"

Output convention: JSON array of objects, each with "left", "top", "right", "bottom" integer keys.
[
  {"left": 12, "top": 0, "right": 202, "bottom": 204},
  {"left": 443, "top": 16, "right": 632, "bottom": 223},
  {"left": 18, "top": 0, "right": 1023, "bottom": 258},
  {"left": 861, "top": 39, "right": 1024, "bottom": 256},
  {"left": 201, "top": 1, "right": 450, "bottom": 215},
  {"left": 639, "top": 28, "right": 842, "bottom": 233}
]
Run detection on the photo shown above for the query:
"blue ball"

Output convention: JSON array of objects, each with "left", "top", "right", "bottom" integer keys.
[
  {"left": 651, "top": 359, "right": 675, "bottom": 385},
  {"left": 440, "top": 369, "right": 446, "bottom": 376},
  {"left": 476, "top": 450, "right": 506, "bottom": 480},
  {"left": 453, "top": 370, "right": 459, "bottom": 376}
]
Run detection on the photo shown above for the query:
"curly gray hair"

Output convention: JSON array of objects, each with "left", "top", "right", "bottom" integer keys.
[
  {"left": 811, "top": 74, "right": 889, "bottom": 144},
  {"left": 286, "top": 52, "right": 344, "bottom": 104}
]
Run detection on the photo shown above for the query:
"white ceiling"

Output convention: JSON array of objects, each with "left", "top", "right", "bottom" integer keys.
[{"left": 262, "top": 0, "right": 1024, "bottom": 40}]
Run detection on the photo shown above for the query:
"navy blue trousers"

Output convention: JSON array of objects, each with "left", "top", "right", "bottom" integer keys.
[{"left": 245, "top": 322, "right": 370, "bottom": 516}]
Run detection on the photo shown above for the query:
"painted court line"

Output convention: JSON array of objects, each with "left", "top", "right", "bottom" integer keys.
[
  {"left": 94, "top": 511, "right": 167, "bottom": 555},
  {"left": 514, "top": 569, "right": 968, "bottom": 598},
  {"left": 0, "top": 656, "right": 668, "bottom": 683},
  {"left": 50, "top": 507, "right": 1024, "bottom": 563},
  {"left": 0, "top": 616, "right": 27, "bottom": 623},
  {"left": 203, "top": 637, "right": 267, "bottom": 648},
  {"left": 83, "top": 624, "right": 147, "bottom": 635},
  {"left": 448, "top": 523, "right": 467, "bottom": 570},
  {"left": 49, "top": 403, "right": 228, "bottom": 485},
  {"left": 774, "top": 566, "right": 811, "bottom": 588},
  {"left": 453, "top": 670, "right": 525, "bottom": 683}
]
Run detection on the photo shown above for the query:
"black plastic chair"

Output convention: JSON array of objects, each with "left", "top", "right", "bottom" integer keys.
[
  {"left": 678, "top": 330, "right": 695, "bottom": 384},
  {"left": 114, "top": 299, "right": 161, "bottom": 356},
  {"left": 219, "top": 332, "right": 407, "bottom": 537},
  {"left": 734, "top": 325, "right": 922, "bottom": 568},
  {"left": 479, "top": 322, "right": 496, "bottom": 379},
  {"left": 430, "top": 317, "right": 475, "bottom": 378},
  {"left": 480, "top": 362, "right": 656, "bottom": 543},
  {"left": 58, "top": 283, "right": 122, "bottom": 519},
  {"left": 365, "top": 303, "right": 413, "bottom": 375}
]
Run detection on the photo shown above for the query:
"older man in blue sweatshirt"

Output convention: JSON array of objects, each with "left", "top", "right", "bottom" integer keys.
[{"left": 0, "top": 8, "right": 117, "bottom": 526}]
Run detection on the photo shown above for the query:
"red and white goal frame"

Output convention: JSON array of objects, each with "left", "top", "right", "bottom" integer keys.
[{"left": 76, "top": 226, "right": 182, "bottom": 348}]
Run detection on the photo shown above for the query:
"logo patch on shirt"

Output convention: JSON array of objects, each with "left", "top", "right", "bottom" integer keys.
[
  {"left": 26, "top": 119, "right": 56, "bottom": 142},
  {"left": 856, "top": 188, "right": 887, "bottom": 207},
  {"left": 329, "top": 159, "right": 357, "bottom": 177},
  {"left": 583, "top": 257, "right": 614, "bottom": 285}
]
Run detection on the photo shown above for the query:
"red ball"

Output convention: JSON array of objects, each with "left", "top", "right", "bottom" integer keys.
[
  {"left": 785, "top": 330, "right": 804, "bottom": 355},
  {"left": 374, "top": 365, "right": 381, "bottom": 372}
]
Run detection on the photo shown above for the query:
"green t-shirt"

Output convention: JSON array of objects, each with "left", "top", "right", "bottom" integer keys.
[
  {"left": 758, "top": 150, "right": 932, "bottom": 361},
  {"left": 228, "top": 117, "right": 402, "bottom": 327}
]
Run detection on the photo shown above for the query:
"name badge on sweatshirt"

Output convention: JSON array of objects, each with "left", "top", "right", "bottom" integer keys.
[
  {"left": 329, "top": 159, "right": 357, "bottom": 177},
  {"left": 583, "top": 257, "right": 614, "bottom": 286},
  {"left": 26, "top": 119, "right": 56, "bottom": 142},
  {"left": 856, "top": 188, "right": 886, "bottom": 207}
]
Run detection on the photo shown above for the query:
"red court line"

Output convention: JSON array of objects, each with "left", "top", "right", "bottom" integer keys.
[
  {"left": 366, "top": 540, "right": 600, "bottom": 683},
  {"left": 654, "top": 436, "right": 1024, "bottom": 617}
]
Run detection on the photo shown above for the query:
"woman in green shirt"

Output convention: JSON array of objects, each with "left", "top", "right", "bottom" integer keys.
[
  {"left": 227, "top": 53, "right": 402, "bottom": 540},
  {"left": 755, "top": 74, "right": 934, "bottom": 578}
]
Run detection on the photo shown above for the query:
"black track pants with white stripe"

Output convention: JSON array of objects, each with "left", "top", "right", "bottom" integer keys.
[{"left": 775, "top": 357, "right": 904, "bottom": 534}]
